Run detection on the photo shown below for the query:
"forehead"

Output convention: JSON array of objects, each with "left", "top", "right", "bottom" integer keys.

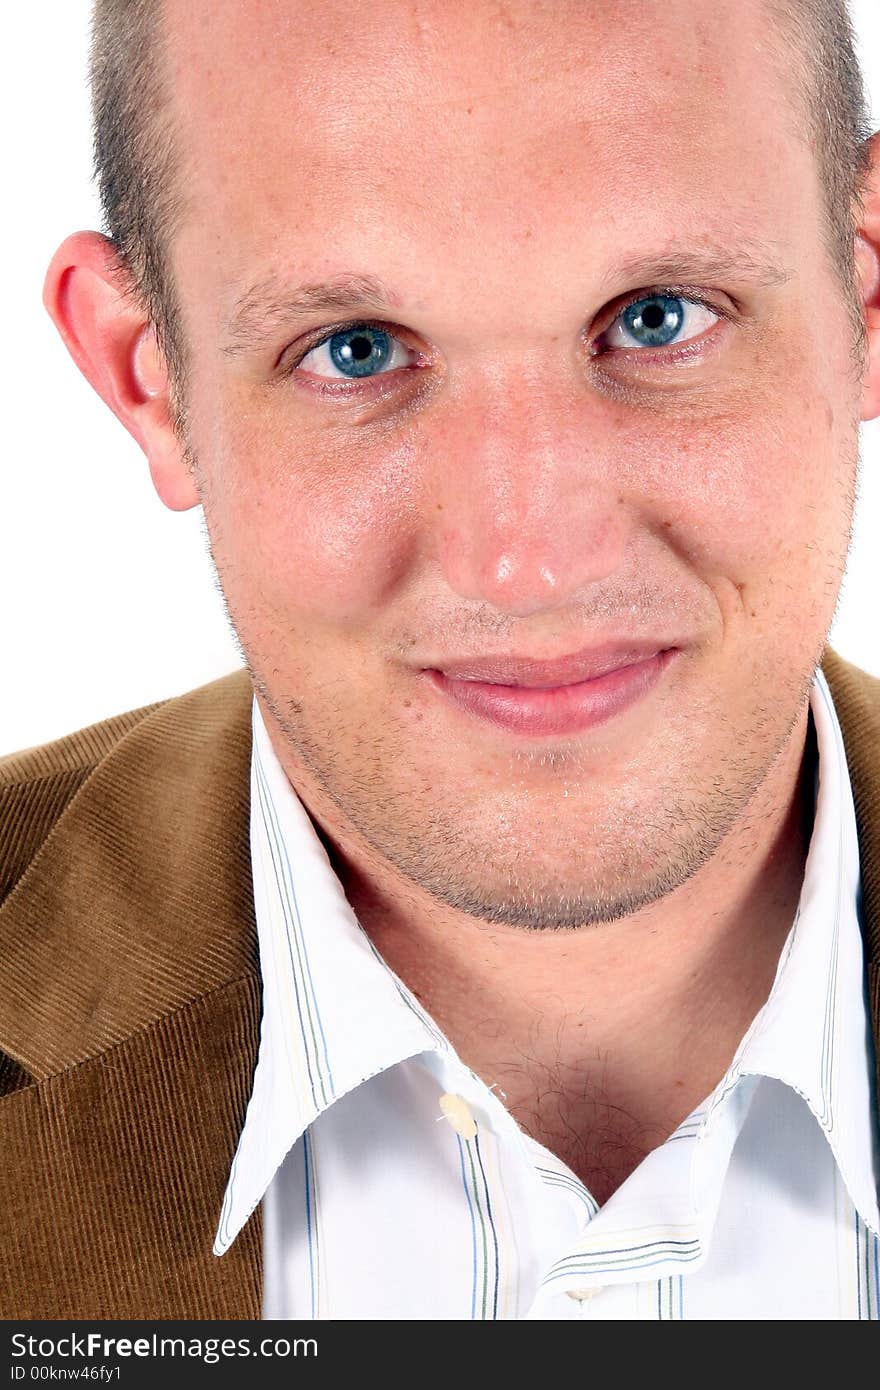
[{"left": 164, "top": 0, "right": 814, "bottom": 315}]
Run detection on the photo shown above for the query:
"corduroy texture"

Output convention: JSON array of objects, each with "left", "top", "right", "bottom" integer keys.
[
  {"left": 0, "top": 650, "right": 877, "bottom": 1317},
  {"left": 0, "top": 671, "right": 263, "bottom": 1317}
]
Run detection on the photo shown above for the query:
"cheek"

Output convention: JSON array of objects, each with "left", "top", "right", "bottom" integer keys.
[
  {"left": 624, "top": 382, "right": 848, "bottom": 585},
  {"left": 211, "top": 414, "right": 423, "bottom": 622}
]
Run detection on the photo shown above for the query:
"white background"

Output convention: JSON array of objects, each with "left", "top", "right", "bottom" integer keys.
[{"left": 2, "top": 2, "right": 879, "bottom": 752}]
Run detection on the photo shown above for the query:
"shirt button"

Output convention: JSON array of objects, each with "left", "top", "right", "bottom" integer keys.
[
  {"left": 566, "top": 1286, "right": 604, "bottom": 1301},
  {"left": 438, "top": 1093, "right": 478, "bottom": 1140}
]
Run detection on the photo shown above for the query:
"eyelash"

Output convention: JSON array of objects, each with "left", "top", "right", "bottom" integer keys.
[{"left": 280, "top": 287, "right": 731, "bottom": 387}]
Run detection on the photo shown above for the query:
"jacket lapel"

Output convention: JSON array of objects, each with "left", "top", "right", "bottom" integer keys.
[{"left": 0, "top": 669, "right": 263, "bottom": 1317}]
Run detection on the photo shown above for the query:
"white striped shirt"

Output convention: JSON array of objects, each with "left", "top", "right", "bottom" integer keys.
[{"left": 215, "top": 670, "right": 880, "bottom": 1319}]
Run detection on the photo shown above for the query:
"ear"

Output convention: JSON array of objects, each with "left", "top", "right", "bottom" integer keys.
[
  {"left": 42, "top": 230, "right": 200, "bottom": 511},
  {"left": 856, "top": 131, "right": 880, "bottom": 422}
]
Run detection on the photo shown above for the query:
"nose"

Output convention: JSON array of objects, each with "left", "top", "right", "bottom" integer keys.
[{"left": 430, "top": 378, "right": 630, "bottom": 616}]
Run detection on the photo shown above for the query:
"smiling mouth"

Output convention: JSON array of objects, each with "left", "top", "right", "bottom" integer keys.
[{"left": 423, "top": 648, "right": 677, "bottom": 737}]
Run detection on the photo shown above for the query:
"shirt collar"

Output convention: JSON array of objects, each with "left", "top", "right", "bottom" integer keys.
[
  {"left": 215, "top": 671, "right": 879, "bottom": 1257},
  {"left": 704, "top": 668, "right": 879, "bottom": 1233},
  {"left": 213, "top": 695, "right": 447, "bottom": 1255},
  {"left": 535, "top": 670, "right": 878, "bottom": 1293}
]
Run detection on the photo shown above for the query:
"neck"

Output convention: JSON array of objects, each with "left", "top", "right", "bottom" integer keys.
[{"left": 311, "top": 705, "right": 816, "bottom": 1200}]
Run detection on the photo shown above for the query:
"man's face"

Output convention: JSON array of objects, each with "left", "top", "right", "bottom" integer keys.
[{"left": 165, "top": 0, "right": 861, "bottom": 926}]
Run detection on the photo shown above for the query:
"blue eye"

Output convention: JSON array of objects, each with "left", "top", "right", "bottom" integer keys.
[
  {"left": 298, "top": 324, "right": 414, "bottom": 379},
  {"left": 604, "top": 294, "right": 718, "bottom": 351}
]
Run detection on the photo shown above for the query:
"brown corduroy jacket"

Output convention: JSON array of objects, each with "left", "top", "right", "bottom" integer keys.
[{"left": 0, "top": 651, "right": 878, "bottom": 1319}]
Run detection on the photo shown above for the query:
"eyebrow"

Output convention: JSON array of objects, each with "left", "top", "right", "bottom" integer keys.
[
  {"left": 599, "top": 241, "right": 794, "bottom": 296},
  {"left": 222, "top": 272, "right": 403, "bottom": 358},
  {"left": 221, "top": 241, "right": 794, "bottom": 358}
]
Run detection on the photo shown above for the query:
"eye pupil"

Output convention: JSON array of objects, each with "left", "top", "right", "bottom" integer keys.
[
  {"left": 328, "top": 326, "right": 393, "bottom": 377},
  {"left": 640, "top": 303, "right": 666, "bottom": 330}
]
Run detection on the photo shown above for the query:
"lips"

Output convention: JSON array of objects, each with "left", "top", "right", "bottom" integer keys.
[{"left": 423, "top": 646, "right": 677, "bottom": 736}]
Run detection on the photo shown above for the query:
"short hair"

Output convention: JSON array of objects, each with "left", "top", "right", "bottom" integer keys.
[{"left": 89, "top": 0, "right": 875, "bottom": 422}]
